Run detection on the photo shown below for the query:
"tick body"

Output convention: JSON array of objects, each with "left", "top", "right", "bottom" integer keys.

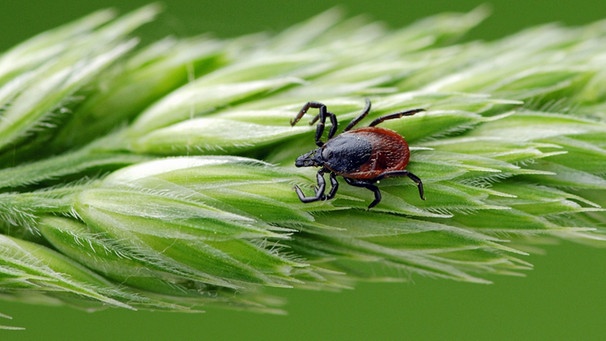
[{"left": 291, "top": 99, "right": 426, "bottom": 209}]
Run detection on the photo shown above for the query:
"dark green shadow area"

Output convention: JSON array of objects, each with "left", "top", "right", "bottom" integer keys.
[
  {"left": 2, "top": 0, "right": 605, "bottom": 51},
  {"left": 3, "top": 242, "right": 606, "bottom": 340}
]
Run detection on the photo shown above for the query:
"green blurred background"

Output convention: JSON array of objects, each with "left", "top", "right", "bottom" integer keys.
[{"left": 2, "top": 1, "right": 606, "bottom": 340}]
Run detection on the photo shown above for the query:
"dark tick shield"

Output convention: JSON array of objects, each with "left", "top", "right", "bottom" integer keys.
[{"left": 290, "top": 99, "right": 426, "bottom": 209}]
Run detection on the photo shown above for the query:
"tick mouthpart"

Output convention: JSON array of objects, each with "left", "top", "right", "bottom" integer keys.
[{"left": 295, "top": 150, "right": 320, "bottom": 167}]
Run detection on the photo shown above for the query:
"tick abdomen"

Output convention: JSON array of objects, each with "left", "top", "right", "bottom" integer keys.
[{"left": 325, "top": 127, "right": 409, "bottom": 179}]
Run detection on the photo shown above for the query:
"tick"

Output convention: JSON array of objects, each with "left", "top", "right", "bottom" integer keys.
[{"left": 290, "top": 99, "right": 426, "bottom": 209}]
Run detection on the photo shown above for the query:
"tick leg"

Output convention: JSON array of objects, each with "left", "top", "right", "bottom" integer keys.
[
  {"left": 290, "top": 101, "right": 338, "bottom": 147},
  {"left": 344, "top": 98, "right": 372, "bottom": 131},
  {"left": 290, "top": 101, "right": 324, "bottom": 126},
  {"left": 294, "top": 170, "right": 327, "bottom": 203},
  {"left": 325, "top": 172, "right": 339, "bottom": 200},
  {"left": 344, "top": 177, "right": 382, "bottom": 209},
  {"left": 375, "top": 170, "right": 425, "bottom": 200},
  {"left": 368, "top": 108, "right": 425, "bottom": 127},
  {"left": 310, "top": 111, "right": 338, "bottom": 145}
]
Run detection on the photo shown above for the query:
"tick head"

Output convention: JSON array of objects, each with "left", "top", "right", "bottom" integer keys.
[{"left": 295, "top": 148, "right": 323, "bottom": 168}]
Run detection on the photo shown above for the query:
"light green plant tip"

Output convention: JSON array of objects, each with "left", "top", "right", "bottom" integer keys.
[{"left": 1, "top": 5, "right": 606, "bottom": 326}]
